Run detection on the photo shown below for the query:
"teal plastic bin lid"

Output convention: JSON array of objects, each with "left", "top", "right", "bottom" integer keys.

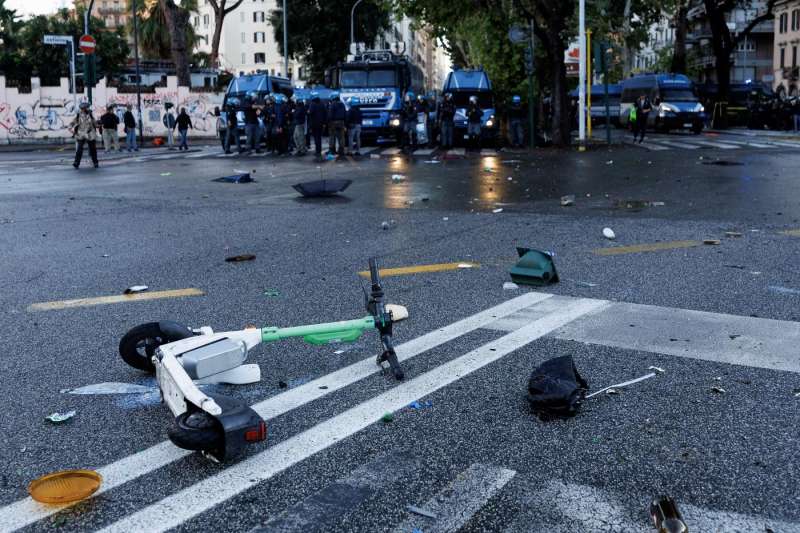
[{"left": 509, "top": 247, "right": 559, "bottom": 286}]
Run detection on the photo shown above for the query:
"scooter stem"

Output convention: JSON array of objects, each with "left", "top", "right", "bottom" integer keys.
[{"left": 261, "top": 316, "right": 376, "bottom": 345}]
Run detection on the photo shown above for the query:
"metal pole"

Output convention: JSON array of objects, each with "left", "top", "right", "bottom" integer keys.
[
  {"left": 587, "top": 29, "right": 592, "bottom": 139},
  {"left": 603, "top": 47, "right": 611, "bottom": 145},
  {"left": 132, "top": 0, "right": 144, "bottom": 146},
  {"left": 283, "top": 0, "right": 288, "bottom": 77},
  {"left": 84, "top": 0, "right": 95, "bottom": 105},
  {"left": 528, "top": 17, "right": 536, "bottom": 149},
  {"left": 69, "top": 40, "right": 78, "bottom": 150},
  {"left": 350, "top": 0, "right": 364, "bottom": 49},
  {"left": 578, "top": 0, "right": 586, "bottom": 149}
]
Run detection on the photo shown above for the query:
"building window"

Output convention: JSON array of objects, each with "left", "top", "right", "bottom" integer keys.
[
  {"left": 736, "top": 41, "right": 755, "bottom": 52},
  {"left": 241, "top": 53, "right": 246, "bottom": 64},
  {"left": 253, "top": 11, "right": 264, "bottom": 22},
  {"left": 794, "top": 46, "right": 798, "bottom": 68},
  {"left": 270, "top": 69, "right": 275, "bottom": 75},
  {"left": 254, "top": 53, "right": 266, "bottom": 64},
  {"left": 298, "top": 66, "right": 304, "bottom": 79},
  {"left": 241, "top": 32, "right": 245, "bottom": 43},
  {"left": 781, "top": 47, "right": 786, "bottom": 69},
  {"left": 240, "top": 11, "right": 244, "bottom": 22},
  {"left": 780, "top": 12, "right": 788, "bottom": 33},
  {"left": 793, "top": 10, "right": 800, "bottom": 31},
  {"left": 193, "top": 16, "right": 199, "bottom": 27},
  {"left": 203, "top": 14, "right": 209, "bottom": 27},
  {"left": 254, "top": 32, "right": 265, "bottom": 43}
]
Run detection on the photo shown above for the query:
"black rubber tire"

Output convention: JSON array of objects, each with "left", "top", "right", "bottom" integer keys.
[
  {"left": 168, "top": 411, "right": 224, "bottom": 452},
  {"left": 119, "top": 322, "right": 185, "bottom": 372}
]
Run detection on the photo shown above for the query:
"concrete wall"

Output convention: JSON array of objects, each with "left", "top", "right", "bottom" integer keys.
[{"left": 0, "top": 76, "right": 224, "bottom": 144}]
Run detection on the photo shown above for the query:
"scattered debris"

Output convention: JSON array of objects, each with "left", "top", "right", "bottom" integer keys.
[
  {"left": 407, "top": 505, "right": 438, "bottom": 519},
  {"left": 492, "top": 208, "right": 503, "bottom": 213},
  {"left": 602, "top": 228, "right": 616, "bottom": 240},
  {"left": 159, "top": 172, "right": 172, "bottom": 176},
  {"left": 606, "top": 160, "right": 614, "bottom": 165},
  {"left": 703, "top": 239, "right": 721, "bottom": 245},
  {"left": 650, "top": 496, "right": 688, "bottom": 533},
  {"left": 528, "top": 356, "right": 587, "bottom": 419},
  {"left": 723, "top": 264, "right": 746, "bottom": 270},
  {"left": 729, "top": 334, "right": 741, "bottom": 340},
  {"left": 711, "top": 386, "right": 726, "bottom": 394},
  {"left": 650, "top": 201, "right": 666, "bottom": 207},
  {"left": 45, "top": 410, "right": 76, "bottom": 424},
  {"left": 263, "top": 289, "right": 280, "bottom": 297},
  {"left": 768, "top": 286, "right": 800, "bottom": 296},
  {"left": 101, "top": 254, "right": 110, "bottom": 258},
  {"left": 406, "top": 200, "right": 415, "bottom": 206},
  {"left": 292, "top": 179, "right": 352, "bottom": 197},
  {"left": 585, "top": 372, "right": 657, "bottom": 399},
  {"left": 421, "top": 196, "right": 430, "bottom": 202},
  {"left": 62, "top": 382, "right": 154, "bottom": 395},
  {"left": 381, "top": 221, "right": 390, "bottom": 230},
  {"left": 408, "top": 400, "right": 432, "bottom": 410},
  {"left": 702, "top": 160, "right": 743, "bottom": 166},
  {"left": 28, "top": 470, "right": 102, "bottom": 504},
  {"left": 564, "top": 279, "right": 598, "bottom": 288},
  {"left": 510, "top": 248, "right": 558, "bottom": 287},
  {"left": 442, "top": 217, "right": 449, "bottom": 221},
  {"left": 457, "top": 263, "right": 474, "bottom": 269},
  {"left": 725, "top": 231, "right": 743, "bottom": 238},
  {"left": 483, "top": 167, "right": 494, "bottom": 172},
  {"left": 423, "top": 160, "right": 441, "bottom": 164},
  {"left": 560, "top": 195, "right": 576, "bottom": 206},
  {"left": 278, "top": 381, "right": 288, "bottom": 389},
  {"left": 123, "top": 285, "right": 148, "bottom": 295},
  {"left": 648, "top": 366, "right": 665, "bottom": 374},
  {"left": 794, "top": 391, "right": 800, "bottom": 398},
  {"left": 391, "top": 174, "right": 406, "bottom": 182},
  {"left": 605, "top": 388, "right": 620, "bottom": 395},
  {"left": 503, "top": 282, "right": 520, "bottom": 290},
  {"left": 213, "top": 173, "right": 253, "bottom": 183},
  {"left": 371, "top": 154, "right": 380, "bottom": 159},
  {"left": 507, "top": 176, "right": 513, "bottom": 181},
  {"left": 381, "top": 412, "right": 394, "bottom": 423},
  {"left": 225, "top": 254, "right": 256, "bottom": 262}
]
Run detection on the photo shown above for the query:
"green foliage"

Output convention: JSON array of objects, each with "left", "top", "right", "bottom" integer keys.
[
  {"left": 269, "top": 0, "right": 392, "bottom": 83},
  {"left": 9, "top": 8, "right": 129, "bottom": 86},
  {"left": 128, "top": 0, "right": 198, "bottom": 60}
]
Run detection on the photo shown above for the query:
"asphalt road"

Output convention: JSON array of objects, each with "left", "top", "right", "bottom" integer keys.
[{"left": 0, "top": 129, "right": 799, "bottom": 532}]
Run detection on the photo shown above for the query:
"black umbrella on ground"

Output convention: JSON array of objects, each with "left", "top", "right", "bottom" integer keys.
[{"left": 292, "top": 179, "right": 352, "bottom": 198}]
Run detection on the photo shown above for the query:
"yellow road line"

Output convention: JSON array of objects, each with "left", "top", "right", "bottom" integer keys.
[
  {"left": 593, "top": 240, "right": 702, "bottom": 256},
  {"left": 27, "top": 288, "right": 204, "bottom": 312},
  {"left": 358, "top": 262, "right": 480, "bottom": 278},
  {"left": 780, "top": 229, "right": 800, "bottom": 237}
]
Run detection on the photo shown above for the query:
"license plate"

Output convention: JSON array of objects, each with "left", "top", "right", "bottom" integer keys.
[
  {"left": 683, "top": 123, "right": 692, "bottom": 128},
  {"left": 362, "top": 119, "right": 373, "bottom": 126},
  {"left": 155, "top": 358, "right": 187, "bottom": 416},
  {"left": 463, "top": 134, "right": 469, "bottom": 139}
]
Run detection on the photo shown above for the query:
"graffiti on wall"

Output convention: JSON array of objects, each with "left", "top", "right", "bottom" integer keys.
[{"left": 1, "top": 82, "right": 223, "bottom": 141}]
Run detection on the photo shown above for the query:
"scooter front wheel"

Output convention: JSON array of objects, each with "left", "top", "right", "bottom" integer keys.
[
  {"left": 168, "top": 411, "right": 224, "bottom": 453},
  {"left": 118, "top": 321, "right": 193, "bottom": 372}
]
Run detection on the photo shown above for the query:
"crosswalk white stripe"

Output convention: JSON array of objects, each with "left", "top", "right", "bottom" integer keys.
[
  {"left": 0, "top": 292, "right": 550, "bottom": 532},
  {"left": 480, "top": 149, "right": 498, "bottom": 156},
  {"left": 637, "top": 141, "right": 670, "bottom": 151},
  {"left": 392, "top": 463, "right": 516, "bottom": 533},
  {"left": 712, "top": 138, "right": 774, "bottom": 149},
  {"left": 413, "top": 148, "right": 436, "bottom": 156},
  {"left": 764, "top": 140, "right": 800, "bottom": 148},
  {"left": 447, "top": 148, "right": 466, "bottom": 156},
  {"left": 382, "top": 147, "right": 402, "bottom": 155},
  {"left": 691, "top": 139, "right": 740, "bottom": 149},
  {"left": 96, "top": 298, "right": 607, "bottom": 533},
  {"left": 650, "top": 139, "right": 700, "bottom": 149}
]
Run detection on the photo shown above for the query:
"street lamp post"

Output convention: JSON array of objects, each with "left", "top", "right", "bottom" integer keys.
[
  {"left": 83, "top": 0, "right": 96, "bottom": 105},
  {"left": 350, "top": 0, "right": 364, "bottom": 50},
  {"left": 578, "top": 0, "right": 586, "bottom": 149},
  {"left": 282, "top": 0, "right": 288, "bottom": 78},
  {"left": 131, "top": 0, "right": 144, "bottom": 146}
]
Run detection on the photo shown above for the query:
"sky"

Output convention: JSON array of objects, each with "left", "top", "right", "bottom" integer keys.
[{"left": 7, "top": 0, "right": 71, "bottom": 17}]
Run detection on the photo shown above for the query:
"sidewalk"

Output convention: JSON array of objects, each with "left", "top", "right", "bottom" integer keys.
[
  {"left": 706, "top": 127, "right": 800, "bottom": 140},
  {"left": 0, "top": 138, "right": 217, "bottom": 153}
]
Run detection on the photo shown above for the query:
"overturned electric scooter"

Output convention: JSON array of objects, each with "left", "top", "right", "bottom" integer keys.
[{"left": 118, "top": 258, "right": 408, "bottom": 462}]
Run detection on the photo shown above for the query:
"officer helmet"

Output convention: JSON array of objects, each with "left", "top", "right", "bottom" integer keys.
[
  {"left": 512, "top": 95, "right": 521, "bottom": 103},
  {"left": 406, "top": 91, "right": 415, "bottom": 101},
  {"left": 469, "top": 95, "right": 478, "bottom": 104},
  {"left": 79, "top": 101, "right": 90, "bottom": 110}
]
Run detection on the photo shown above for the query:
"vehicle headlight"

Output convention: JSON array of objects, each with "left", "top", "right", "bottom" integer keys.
[
  {"left": 390, "top": 118, "right": 400, "bottom": 127},
  {"left": 695, "top": 103, "right": 705, "bottom": 113},
  {"left": 485, "top": 117, "right": 495, "bottom": 128}
]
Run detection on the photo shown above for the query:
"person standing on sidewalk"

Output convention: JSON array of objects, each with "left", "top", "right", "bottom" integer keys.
[
  {"left": 70, "top": 102, "right": 99, "bottom": 169},
  {"left": 307, "top": 92, "right": 327, "bottom": 160},
  {"left": 346, "top": 96, "right": 362, "bottom": 156},
  {"left": 508, "top": 95, "right": 525, "bottom": 148},
  {"left": 175, "top": 107, "right": 193, "bottom": 150},
  {"left": 633, "top": 94, "right": 652, "bottom": 144},
  {"left": 224, "top": 101, "right": 243, "bottom": 154},
  {"left": 163, "top": 103, "right": 177, "bottom": 150},
  {"left": 438, "top": 92, "right": 455, "bottom": 150},
  {"left": 292, "top": 98, "right": 308, "bottom": 156},
  {"left": 327, "top": 93, "right": 347, "bottom": 159},
  {"left": 466, "top": 95, "right": 483, "bottom": 151},
  {"left": 123, "top": 105, "right": 138, "bottom": 152},
  {"left": 99, "top": 106, "right": 121, "bottom": 152}
]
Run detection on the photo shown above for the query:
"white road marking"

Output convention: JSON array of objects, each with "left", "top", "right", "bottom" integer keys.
[
  {"left": 480, "top": 149, "right": 498, "bottom": 156},
  {"left": 413, "top": 148, "right": 436, "bottom": 156},
  {"left": 712, "top": 138, "right": 774, "bottom": 149},
  {"left": 648, "top": 139, "right": 700, "bottom": 149},
  {"left": 447, "top": 148, "right": 466, "bottom": 157},
  {"left": 505, "top": 479, "right": 800, "bottom": 533},
  {"left": 691, "top": 139, "right": 740, "bottom": 150},
  {"left": 553, "top": 300, "right": 800, "bottom": 373},
  {"left": 97, "top": 298, "right": 606, "bottom": 533},
  {"left": 381, "top": 147, "right": 402, "bottom": 155},
  {"left": 0, "top": 292, "right": 551, "bottom": 532},
  {"left": 391, "top": 463, "right": 516, "bottom": 533},
  {"left": 764, "top": 140, "right": 800, "bottom": 148},
  {"left": 637, "top": 142, "right": 671, "bottom": 151}
]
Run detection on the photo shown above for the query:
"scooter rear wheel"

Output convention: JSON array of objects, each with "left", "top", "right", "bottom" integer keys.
[
  {"left": 118, "top": 322, "right": 190, "bottom": 372},
  {"left": 168, "top": 411, "right": 224, "bottom": 453}
]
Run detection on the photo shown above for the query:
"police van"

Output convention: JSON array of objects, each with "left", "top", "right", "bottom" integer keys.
[
  {"left": 221, "top": 73, "right": 294, "bottom": 142},
  {"left": 620, "top": 74, "right": 706, "bottom": 133}
]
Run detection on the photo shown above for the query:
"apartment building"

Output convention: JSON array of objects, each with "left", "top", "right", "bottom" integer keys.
[
  {"left": 774, "top": 0, "right": 800, "bottom": 96},
  {"left": 633, "top": 15, "right": 676, "bottom": 72}
]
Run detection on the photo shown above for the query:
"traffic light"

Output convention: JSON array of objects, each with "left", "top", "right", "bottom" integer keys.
[
  {"left": 94, "top": 55, "right": 104, "bottom": 82},
  {"left": 75, "top": 53, "right": 85, "bottom": 78}
]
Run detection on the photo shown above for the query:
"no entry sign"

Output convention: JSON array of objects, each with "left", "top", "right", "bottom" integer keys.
[{"left": 79, "top": 34, "right": 96, "bottom": 54}]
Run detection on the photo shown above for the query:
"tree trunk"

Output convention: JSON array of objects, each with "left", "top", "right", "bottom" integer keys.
[
  {"left": 210, "top": 11, "right": 224, "bottom": 68},
  {"left": 545, "top": 26, "right": 570, "bottom": 146},
  {"left": 670, "top": 0, "right": 687, "bottom": 74},
  {"left": 621, "top": 0, "right": 632, "bottom": 78},
  {"left": 704, "top": 0, "right": 732, "bottom": 102},
  {"left": 159, "top": 0, "right": 191, "bottom": 86}
]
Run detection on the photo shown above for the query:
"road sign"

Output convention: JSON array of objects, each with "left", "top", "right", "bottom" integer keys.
[
  {"left": 508, "top": 25, "right": 528, "bottom": 44},
  {"left": 43, "top": 34, "right": 72, "bottom": 45},
  {"left": 79, "top": 34, "right": 96, "bottom": 54}
]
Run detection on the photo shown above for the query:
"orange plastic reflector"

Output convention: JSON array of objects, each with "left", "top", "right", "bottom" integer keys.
[{"left": 28, "top": 469, "right": 102, "bottom": 504}]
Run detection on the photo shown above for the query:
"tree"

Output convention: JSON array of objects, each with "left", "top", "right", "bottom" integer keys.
[
  {"left": 0, "top": 0, "right": 26, "bottom": 83},
  {"left": 702, "top": 0, "right": 777, "bottom": 101},
  {"left": 671, "top": 0, "right": 689, "bottom": 73},
  {"left": 11, "top": 8, "right": 129, "bottom": 86},
  {"left": 269, "top": 0, "right": 391, "bottom": 82},
  {"left": 207, "top": 0, "right": 245, "bottom": 67}
]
